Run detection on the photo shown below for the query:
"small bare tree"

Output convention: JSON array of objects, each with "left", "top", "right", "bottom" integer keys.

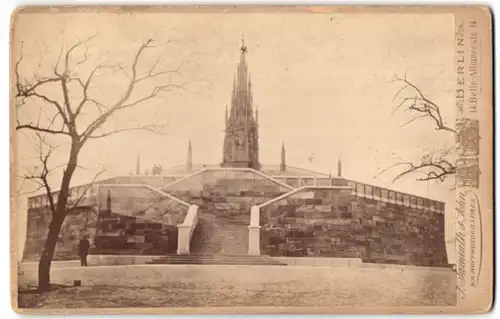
[
  {"left": 15, "top": 34, "right": 186, "bottom": 291},
  {"left": 382, "top": 74, "right": 457, "bottom": 183}
]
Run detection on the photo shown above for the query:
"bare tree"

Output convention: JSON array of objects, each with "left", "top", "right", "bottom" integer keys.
[
  {"left": 377, "top": 148, "right": 456, "bottom": 183},
  {"left": 384, "top": 74, "right": 457, "bottom": 183},
  {"left": 15, "top": 34, "right": 185, "bottom": 291}
]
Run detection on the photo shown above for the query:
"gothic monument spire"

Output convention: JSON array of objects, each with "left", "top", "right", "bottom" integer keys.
[{"left": 221, "top": 38, "right": 260, "bottom": 169}]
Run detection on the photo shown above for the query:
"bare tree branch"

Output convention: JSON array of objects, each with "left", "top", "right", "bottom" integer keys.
[
  {"left": 54, "top": 40, "right": 65, "bottom": 76},
  {"left": 57, "top": 34, "right": 99, "bottom": 126},
  {"left": 63, "top": 34, "right": 98, "bottom": 75},
  {"left": 119, "top": 83, "right": 185, "bottom": 108},
  {"left": 23, "top": 133, "right": 58, "bottom": 215},
  {"left": 400, "top": 114, "right": 429, "bottom": 127},
  {"left": 136, "top": 59, "right": 183, "bottom": 83},
  {"left": 383, "top": 74, "right": 458, "bottom": 184},
  {"left": 15, "top": 54, "right": 71, "bottom": 128},
  {"left": 67, "top": 168, "right": 106, "bottom": 212},
  {"left": 15, "top": 33, "right": 188, "bottom": 290},
  {"left": 16, "top": 123, "right": 70, "bottom": 136},
  {"left": 88, "top": 123, "right": 169, "bottom": 139},
  {"left": 70, "top": 63, "right": 118, "bottom": 118},
  {"left": 392, "top": 74, "right": 457, "bottom": 134},
  {"left": 378, "top": 150, "right": 456, "bottom": 183},
  {"left": 79, "top": 38, "right": 184, "bottom": 144}
]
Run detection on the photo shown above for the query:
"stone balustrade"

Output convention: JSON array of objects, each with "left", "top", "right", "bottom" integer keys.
[{"left": 177, "top": 205, "right": 199, "bottom": 255}]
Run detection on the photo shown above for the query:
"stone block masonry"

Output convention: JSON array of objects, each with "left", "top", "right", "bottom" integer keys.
[
  {"left": 23, "top": 202, "right": 99, "bottom": 261},
  {"left": 260, "top": 188, "right": 448, "bottom": 267},
  {"left": 93, "top": 186, "right": 189, "bottom": 255},
  {"left": 22, "top": 167, "right": 448, "bottom": 268}
]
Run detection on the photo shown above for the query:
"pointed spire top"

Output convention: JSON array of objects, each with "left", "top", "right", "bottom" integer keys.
[
  {"left": 280, "top": 142, "right": 286, "bottom": 172},
  {"left": 241, "top": 35, "right": 247, "bottom": 54},
  {"left": 337, "top": 158, "right": 342, "bottom": 177}
]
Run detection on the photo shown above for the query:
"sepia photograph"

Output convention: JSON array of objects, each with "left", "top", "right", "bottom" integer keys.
[{"left": 10, "top": 6, "right": 493, "bottom": 314}]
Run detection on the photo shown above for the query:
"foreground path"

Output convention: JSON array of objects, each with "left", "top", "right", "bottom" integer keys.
[{"left": 18, "top": 264, "right": 456, "bottom": 308}]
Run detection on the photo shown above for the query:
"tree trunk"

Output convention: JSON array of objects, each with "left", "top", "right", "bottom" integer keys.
[
  {"left": 38, "top": 143, "right": 80, "bottom": 292},
  {"left": 37, "top": 215, "right": 65, "bottom": 292}
]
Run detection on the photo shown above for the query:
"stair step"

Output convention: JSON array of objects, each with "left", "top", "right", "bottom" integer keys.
[
  {"left": 147, "top": 262, "right": 285, "bottom": 265},
  {"left": 150, "top": 259, "right": 281, "bottom": 263},
  {"left": 146, "top": 254, "right": 287, "bottom": 266},
  {"left": 191, "top": 220, "right": 249, "bottom": 255}
]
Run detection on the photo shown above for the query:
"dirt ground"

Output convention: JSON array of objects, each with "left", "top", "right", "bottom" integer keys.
[{"left": 17, "top": 264, "right": 457, "bottom": 308}]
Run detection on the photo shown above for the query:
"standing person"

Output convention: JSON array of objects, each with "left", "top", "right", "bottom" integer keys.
[{"left": 78, "top": 234, "right": 90, "bottom": 267}]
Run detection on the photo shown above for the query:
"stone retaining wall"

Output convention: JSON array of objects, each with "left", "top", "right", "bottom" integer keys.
[
  {"left": 260, "top": 188, "right": 448, "bottom": 267},
  {"left": 93, "top": 186, "right": 189, "bottom": 255},
  {"left": 23, "top": 202, "right": 99, "bottom": 261}
]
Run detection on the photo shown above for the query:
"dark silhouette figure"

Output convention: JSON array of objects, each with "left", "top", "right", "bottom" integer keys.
[
  {"left": 78, "top": 235, "right": 90, "bottom": 267},
  {"left": 152, "top": 164, "right": 163, "bottom": 175}
]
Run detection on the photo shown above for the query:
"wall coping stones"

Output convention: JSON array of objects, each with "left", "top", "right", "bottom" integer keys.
[
  {"left": 101, "top": 184, "right": 191, "bottom": 208},
  {"left": 353, "top": 193, "right": 444, "bottom": 214},
  {"left": 257, "top": 186, "right": 353, "bottom": 209},
  {"left": 161, "top": 167, "right": 294, "bottom": 192}
]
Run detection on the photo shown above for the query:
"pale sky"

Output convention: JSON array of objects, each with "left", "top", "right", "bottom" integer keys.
[{"left": 12, "top": 10, "right": 457, "bottom": 259}]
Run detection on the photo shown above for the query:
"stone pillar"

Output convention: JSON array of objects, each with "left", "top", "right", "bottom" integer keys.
[
  {"left": 177, "top": 225, "right": 191, "bottom": 255},
  {"left": 248, "top": 205, "right": 261, "bottom": 255},
  {"left": 248, "top": 225, "right": 261, "bottom": 255}
]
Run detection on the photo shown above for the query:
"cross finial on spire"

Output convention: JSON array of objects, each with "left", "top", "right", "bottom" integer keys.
[{"left": 240, "top": 35, "right": 247, "bottom": 53}]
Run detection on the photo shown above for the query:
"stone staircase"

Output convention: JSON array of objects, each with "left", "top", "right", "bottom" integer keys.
[
  {"left": 190, "top": 220, "right": 248, "bottom": 254},
  {"left": 151, "top": 174, "right": 289, "bottom": 265}
]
